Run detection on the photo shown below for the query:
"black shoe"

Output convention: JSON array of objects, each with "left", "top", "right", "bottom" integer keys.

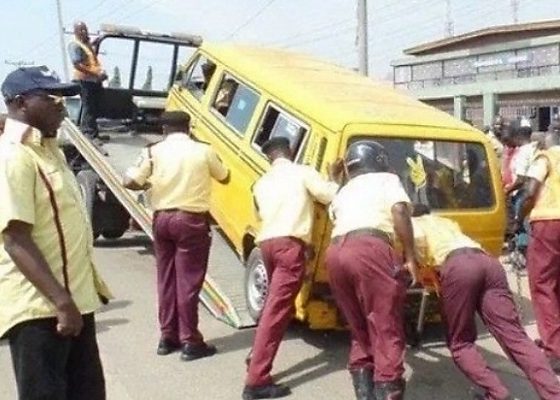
[
  {"left": 156, "top": 338, "right": 181, "bottom": 356},
  {"left": 351, "top": 368, "right": 374, "bottom": 400},
  {"left": 374, "top": 379, "right": 405, "bottom": 400},
  {"left": 242, "top": 383, "right": 291, "bottom": 399},
  {"left": 180, "top": 343, "right": 217, "bottom": 361}
]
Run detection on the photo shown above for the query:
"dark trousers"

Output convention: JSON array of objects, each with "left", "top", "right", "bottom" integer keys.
[
  {"left": 441, "top": 251, "right": 560, "bottom": 400},
  {"left": 326, "top": 236, "right": 406, "bottom": 383},
  {"left": 246, "top": 237, "right": 306, "bottom": 386},
  {"left": 153, "top": 210, "right": 211, "bottom": 345},
  {"left": 79, "top": 80, "right": 102, "bottom": 138},
  {"left": 7, "top": 313, "right": 105, "bottom": 400},
  {"left": 527, "top": 220, "right": 560, "bottom": 359}
]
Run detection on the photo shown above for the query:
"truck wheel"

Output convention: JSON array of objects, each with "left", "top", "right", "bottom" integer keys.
[
  {"left": 76, "top": 169, "right": 101, "bottom": 239},
  {"left": 244, "top": 247, "right": 269, "bottom": 322}
]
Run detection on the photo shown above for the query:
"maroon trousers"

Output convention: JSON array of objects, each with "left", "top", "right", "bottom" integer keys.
[
  {"left": 527, "top": 220, "right": 560, "bottom": 359},
  {"left": 441, "top": 251, "right": 560, "bottom": 400},
  {"left": 325, "top": 236, "right": 407, "bottom": 383},
  {"left": 246, "top": 237, "right": 306, "bottom": 386},
  {"left": 153, "top": 210, "right": 211, "bottom": 345}
]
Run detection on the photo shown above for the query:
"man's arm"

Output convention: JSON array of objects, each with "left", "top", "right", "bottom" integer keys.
[
  {"left": 123, "top": 149, "right": 153, "bottom": 191},
  {"left": 518, "top": 178, "right": 541, "bottom": 222},
  {"left": 3, "top": 221, "right": 83, "bottom": 336},
  {"left": 207, "top": 148, "right": 230, "bottom": 184},
  {"left": 303, "top": 167, "right": 339, "bottom": 205},
  {"left": 392, "top": 202, "right": 418, "bottom": 286}
]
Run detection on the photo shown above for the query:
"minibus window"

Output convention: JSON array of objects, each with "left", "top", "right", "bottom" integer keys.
[
  {"left": 211, "top": 74, "right": 260, "bottom": 135},
  {"left": 349, "top": 137, "right": 494, "bottom": 210},
  {"left": 253, "top": 105, "right": 308, "bottom": 156},
  {"left": 182, "top": 55, "right": 216, "bottom": 100}
]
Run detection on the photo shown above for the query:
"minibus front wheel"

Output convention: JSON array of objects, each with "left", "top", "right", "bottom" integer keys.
[{"left": 244, "top": 248, "right": 269, "bottom": 322}]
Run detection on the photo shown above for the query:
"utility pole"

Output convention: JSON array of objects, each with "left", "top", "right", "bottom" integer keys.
[
  {"left": 55, "top": 0, "right": 70, "bottom": 81},
  {"left": 511, "top": 0, "right": 519, "bottom": 24},
  {"left": 357, "top": 0, "right": 369, "bottom": 76},
  {"left": 445, "top": 0, "right": 454, "bottom": 37}
]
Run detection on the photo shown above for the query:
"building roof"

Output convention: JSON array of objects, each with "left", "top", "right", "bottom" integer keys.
[
  {"left": 199, "top": 43, "right": 479, "bottom": 137},
  {"left": 405, "top": 19, "right": 560, "bottom": 56}
]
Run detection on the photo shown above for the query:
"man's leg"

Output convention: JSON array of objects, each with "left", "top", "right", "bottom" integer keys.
[
  {"left": 527, "top": 221, "right": 560, "bottom": 359},
  {"left": 246, "top": 237, "right": 306, "bottom": 386},
  {"left": 67, "top": 314, "right": 106, "bottom": 400},
  {"left": 8, "top": 318, "right": 71, "bottom": 400},
  {"left": 79, "top": 81, "right": 100, "bottom": 139},
  {"left": 441, "top": 255, "right": 510, "bottom": 400},
  {"left": 173, "top": 212, "right": 211, "bottom": 345},
  {"left": 153, "top": 213, "right": 179, "bottom": 344},
  {"left": 478, "top": 256, "right": 560, "bottom": 400}
]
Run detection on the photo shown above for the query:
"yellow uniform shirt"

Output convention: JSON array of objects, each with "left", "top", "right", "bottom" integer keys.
[
  {"left": 526, "top": 146, "right": 560, "bottom": 222},
  {"left": 253, "top": 158, "right": 338, "bottom": 244},
  {"left": 329, "top": 172, "right": 410, "bottom": 238},
  {"left": 126, "top": 133, "right": 228, "bottom": 213},
  {"left": 0, "top": 118, "right": 110, "bottom": 338},
  {"left": 412, "top": 214, "right": 481, "bottom": 266}
]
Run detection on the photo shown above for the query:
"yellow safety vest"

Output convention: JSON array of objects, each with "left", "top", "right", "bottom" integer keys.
[
  {"left": 530, "top": 147, "right": 560, "bottom": 222},
  {"left": 72, "top": 40, "right": 102, "bottom": 81}
]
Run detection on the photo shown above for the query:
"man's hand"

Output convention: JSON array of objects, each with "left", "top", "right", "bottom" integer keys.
[
  {"left": 404, "top": 258, "right": 419, "bottom": 287},
  {"left": 56, "top": 298, "right": 83, "bottom": 337},
  {"left": 327, "top": 158, "right": 346, "bottom": 184}
]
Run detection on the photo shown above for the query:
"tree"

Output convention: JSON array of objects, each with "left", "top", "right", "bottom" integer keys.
[
  {"left": 142, "top": 66, "right": 153, "bottom": 91},
  {"left": 108, "top": 66, "right": 121, "bottom": 88}
]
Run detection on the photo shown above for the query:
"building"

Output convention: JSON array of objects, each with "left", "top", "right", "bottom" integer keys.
[{"left": 391, "top": 19, "right": 560, "bottom": 131}]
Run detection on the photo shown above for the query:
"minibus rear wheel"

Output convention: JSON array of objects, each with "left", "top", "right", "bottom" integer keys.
[{"left": 244, "top": 248, "right": 269, "bottom": 322}]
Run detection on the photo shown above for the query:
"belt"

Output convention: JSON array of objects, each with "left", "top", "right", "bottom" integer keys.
[
  {"left": 154, "top": 208, "right": 207, "bottom": 216},
  {"left": 444, "top": 247, "right": 485, "bottom": 263},
  {"left": 331, "top": 228, "right": 392, "bottom": 246}
]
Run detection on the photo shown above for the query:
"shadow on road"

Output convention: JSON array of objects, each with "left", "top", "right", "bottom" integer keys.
[
  {"left": 94, "top": 233, "right": 152, "bottom": 250},
  {"left": 96, "top": 317, "right": 130, "bottom": 334},
  {"left": 98, "top": 299, "right": 133, "bottom": 314}
]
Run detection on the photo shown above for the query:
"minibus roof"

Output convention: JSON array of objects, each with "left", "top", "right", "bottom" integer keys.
[{"left": 202, "top": 43, "right": 482, "bottom": 139}]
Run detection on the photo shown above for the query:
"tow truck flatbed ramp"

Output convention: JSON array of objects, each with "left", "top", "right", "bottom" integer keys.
[{"left": 60, "top": 119, "right": 255, "bottom": 329}]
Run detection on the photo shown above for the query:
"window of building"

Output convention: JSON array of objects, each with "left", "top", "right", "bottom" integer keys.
[
  {"left": 411, "top": 62, "right": 443, "bottom": 81},
  {"left": 443, "top": 57, "right": 476, "bottom": 77},
  {"left": 253, "top": 104, "right": 308, "bottom": 157},
  {"left": 211, "top": 73, "right": 260, "bottom": 135},
  {"left": 180, "top": 55, "right": 217, "bottom": 100},
  {"left": 394, "top": 66, "right": 412, "bottom": 83}
]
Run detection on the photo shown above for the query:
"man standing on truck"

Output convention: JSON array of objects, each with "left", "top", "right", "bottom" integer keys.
[
  {"left": 412, "top": 204, "right": 560, "bottom": 400},
  {"left": 518, "top": 130, "right": 560, "bottom": 372},
  {"left": 123, "top": 111, "right": 229, "bottom": 362},
  {"left": 0, "top": 65, "right": 111, "bottom": 399},
  {"left": 326, "top": 141, "right": 418, "bottom": 400},
  {"left": 68, "top": 21, "right": 107, "bottom": 142},
  {"left": 243, "top": 136, "right": 340, "bottom": 400}
]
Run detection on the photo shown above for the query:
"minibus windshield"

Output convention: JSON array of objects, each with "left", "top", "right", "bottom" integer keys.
[{"left": 350, "top": 137, "right": 495, "bottom": 210}]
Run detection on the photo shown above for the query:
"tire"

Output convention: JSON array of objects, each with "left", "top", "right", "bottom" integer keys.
[
  {"left": 244, "top": 247, "right": 269, "bottom": 322},
  {"left": 76, "top": 169, "right": 101, "bottom": 239},
  {"left": 102, "top": 229, "right": 127, "bottom": 240}
]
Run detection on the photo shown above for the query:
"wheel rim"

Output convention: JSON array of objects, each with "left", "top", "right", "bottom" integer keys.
[{"left": 247, "top": 259, "right": 268, "bottom": 315}]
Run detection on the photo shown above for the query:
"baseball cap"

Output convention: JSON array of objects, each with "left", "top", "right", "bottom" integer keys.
[{"left": 1, "top": 66, "right": 80, "bottom": 100}]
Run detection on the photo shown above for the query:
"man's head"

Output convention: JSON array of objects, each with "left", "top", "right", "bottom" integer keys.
[
  {"left": 492, "top": 115, "right": 504, "bottom": 137},
  {"left": 543, "top": 131, "right": 560, "bottom": 150},
  {"left": 74, "top": 21, "right": 90, "bottom": 42},
  {"left": 1, "top": 66, "right": 80, "bottom": 136},
  {"left": 160, "top": 111, "right": 190, "bottom": 135},
  {"left": 344, "top": 140, "right": 389, "bottom": 178},
  {"left": 261, "top": 136, "right": 293, "bottom": 163}
]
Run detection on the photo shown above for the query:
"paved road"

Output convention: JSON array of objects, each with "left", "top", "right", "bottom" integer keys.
[{"left": 0, "top": 233, "right": 544, "bottom": 399}]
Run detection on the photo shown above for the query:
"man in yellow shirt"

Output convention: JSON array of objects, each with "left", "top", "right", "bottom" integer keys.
[
  {"left": 243, "top": 137, "right": 339, "bottom": 400},
  {"left": 518, "top": 130, "right": 560, "bottom": 371},
  {"left": 0, "top": 66, "right": 110, "bottom": 399},
  {"left": 326, "top": 141, "right": 417, "bottom": 400},
  {"left": 412, "top": 204, "right": 560, "bottom": 400},
  {"left": 124, "top": 111, "right": 229, "bottom": 361}
]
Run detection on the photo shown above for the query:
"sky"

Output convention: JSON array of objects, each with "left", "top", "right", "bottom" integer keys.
[{"left": 0, "top": 0, "right": 559, "bottom": 96}]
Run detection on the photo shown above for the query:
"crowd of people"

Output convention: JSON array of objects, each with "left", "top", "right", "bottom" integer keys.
[{"left": 2, "top": 33, "right": 560, "bottom": 400}]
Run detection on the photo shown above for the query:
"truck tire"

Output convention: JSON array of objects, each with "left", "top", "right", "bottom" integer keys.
[
  {"left": 244, "top": 247, "right": 269, "bottom": 322},
  {"left": 76, "top": 169, "right": 101, "bottom": 239},
  {"left": 102, "top": 229, "right": 127, "bottom": 240}
]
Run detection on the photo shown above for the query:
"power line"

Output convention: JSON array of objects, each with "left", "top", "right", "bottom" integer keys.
[{"left": 224, "top": 0, "right": 277, "bottom": 40}]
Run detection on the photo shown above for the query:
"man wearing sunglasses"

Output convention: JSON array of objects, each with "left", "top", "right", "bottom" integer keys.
[{"left": 0, "top": 66, "right": 111, "bottom": 400}]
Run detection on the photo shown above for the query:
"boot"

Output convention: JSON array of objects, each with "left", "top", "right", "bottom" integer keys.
[
  {"left": 374, "top": 379, "right": 405, "bottom": 400},
  {"left": 350, "top": 369, "right": 374, "bottom": 400}
]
